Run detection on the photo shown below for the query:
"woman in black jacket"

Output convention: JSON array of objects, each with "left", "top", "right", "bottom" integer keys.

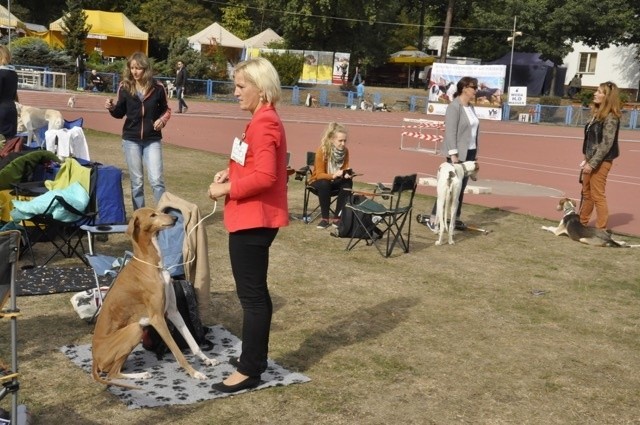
[
  {"left": 0, "top": 45, "right": 18, "bottom": 141},
  {"left": 106, "top": 52, "right": 171, "bottom": 210},
  {"left": 580, "top": 81, "right": 620, "bottom": 229}
]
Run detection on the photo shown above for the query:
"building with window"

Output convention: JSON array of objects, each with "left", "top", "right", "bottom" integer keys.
[{"left": 563, "top": 42, "right": 640, "bottom": 100}]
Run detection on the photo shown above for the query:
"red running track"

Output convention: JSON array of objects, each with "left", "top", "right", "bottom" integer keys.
[{"left": 19, "top": 90, "right": 640, "bottom": 236}]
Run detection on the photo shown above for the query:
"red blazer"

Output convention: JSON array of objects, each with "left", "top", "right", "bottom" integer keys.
[{"left": 224, "top": 105, "right": 289, "bottom": 232}]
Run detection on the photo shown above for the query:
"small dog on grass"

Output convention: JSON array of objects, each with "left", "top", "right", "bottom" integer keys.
[{"left": 541, "top": 198, "right": 638, "bottom": 247}]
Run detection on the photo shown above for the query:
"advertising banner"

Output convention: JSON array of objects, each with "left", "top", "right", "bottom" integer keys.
[
  {"left": 428, "top": 63, "right": 507, "bottom": 120},
  {"left": 332, "top": 52, "right": 350, "bottom": 85}
]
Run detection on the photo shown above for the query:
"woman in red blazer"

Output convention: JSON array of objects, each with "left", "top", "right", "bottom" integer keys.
[{"left": 208, "top": 57, "right": 288, "bottom": 393}]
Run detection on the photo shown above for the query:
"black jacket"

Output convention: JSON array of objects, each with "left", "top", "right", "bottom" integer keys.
[
  {"left": 109, "top": 79, "right": 171, "bottom": 142},
  {"left": 582, "top": 114, "right": 619, "bottom": 168},
  {"left": 175, "top": 67, "right": 187, "bottom": 88}
]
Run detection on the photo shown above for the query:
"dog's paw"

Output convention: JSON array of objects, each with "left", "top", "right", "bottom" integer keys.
[
  {"left": 204, "top": 357, "right": 219, "bottom": 367},
  {"left": 192, "top": 371, "right": 208, "bottom": 380},
  {"left": 435, "top": 240, "right": 442, "bottom": 246},
  {"left": 448, "top": 239, "right": 455, "bottom": 245}
]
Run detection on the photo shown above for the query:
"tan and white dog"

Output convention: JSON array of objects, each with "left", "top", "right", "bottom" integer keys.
[
  {"left": 435, "top": 160, "right": 479, "bottom": 246},
  {"left": 541, "top": 198, "right": 637, "bottom": 247},
  {"left": 67, "top": 95, "right": 76, "bottom": 108},
  {"left": 92, "top": 208, "right": 218, "bottom": 389},
  {"left": 15, "top": 102, "right": 64, "bottom": 146}
]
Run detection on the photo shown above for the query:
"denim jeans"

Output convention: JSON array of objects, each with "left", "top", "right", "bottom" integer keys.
[
  {"left": 122, "top": 139, "right": 165, "bottom": 210},
  {"left": 176, "top": 86, "right": 188, "bottom": 112}
]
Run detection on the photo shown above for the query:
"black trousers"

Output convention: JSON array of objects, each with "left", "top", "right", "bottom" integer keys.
[
  {"left": 431, "top": 149, "right": 477, "bottom": 218},
  {"left": 311, "top": 177, "right": 353, "bottom": 219},
  {"left": 228, "top": 227, "right": 278, "bottom": 377}
]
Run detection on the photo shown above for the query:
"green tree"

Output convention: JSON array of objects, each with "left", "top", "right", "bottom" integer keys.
[
  {"left": 59, "top": 0, "right": 90, "bottom": 59},
  {"left": 221, "top": 1, "right": 253, "bottom": 40},
  {"left": 133, "top": 0, "right": 216, "bottom": 58}
]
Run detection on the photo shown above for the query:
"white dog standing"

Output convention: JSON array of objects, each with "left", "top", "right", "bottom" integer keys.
[
  {"left": 15, "top": 102, "right": 64, "bottom": 146},
  {"left": 435, "top": 160, "right": 479, "bottom": 245}
]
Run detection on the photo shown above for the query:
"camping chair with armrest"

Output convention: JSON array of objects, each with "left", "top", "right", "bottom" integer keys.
[
  {"left": 295, "top": 151, "right": 340, "bottom": 224},
  {"left": 11, "top": 160, "right": 98, "bottom": 266},
  {"left": 344, "top": 174, "right": 417, "bottom": 258}
]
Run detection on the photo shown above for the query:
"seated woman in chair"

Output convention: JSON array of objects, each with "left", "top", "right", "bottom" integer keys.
[{"left": 308, "top": 122, "right": 353, "bottom": 229}]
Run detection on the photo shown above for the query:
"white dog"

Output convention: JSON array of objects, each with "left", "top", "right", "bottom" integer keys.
[
  {"left": 67, "top": 95, "right": 76, "bottom": 108},
  {"left": 165, "top": 81, "right": 176, "bottom": 99},
  {"left": 15, "top": 102, "right": 64, "bottom": 146},
  {"left": 435, "top": 160, "right": 479, "bottom": 246}
]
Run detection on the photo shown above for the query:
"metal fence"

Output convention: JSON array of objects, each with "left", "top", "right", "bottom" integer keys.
[
  {"left": 15, "top": 66, "right": 639, "bottom": 130},
  {"left": 502, "top": 103, "right": 640, "bottom": 129}
]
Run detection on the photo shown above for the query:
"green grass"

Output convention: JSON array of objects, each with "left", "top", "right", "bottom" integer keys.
[{"left": 2, "top": 129, "right": 640, "bottom": 424}]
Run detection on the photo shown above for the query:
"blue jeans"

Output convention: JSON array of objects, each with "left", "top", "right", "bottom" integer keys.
[
  {"left": 176, "top": 86, "right": 188, "bottom": 112},
  {"left": 122, "top": 139, "right": 165, "bottom": 210}
]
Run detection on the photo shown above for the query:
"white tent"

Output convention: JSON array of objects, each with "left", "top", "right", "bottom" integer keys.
[
  {"left": 243, "top": 28, "right": 283, "bottom": 48},
  {"left": 188, "top": 22, "right": 244, "bottom": 51},
  {"left": 0, "top": 4, "right": 24, "bottom": 32}
]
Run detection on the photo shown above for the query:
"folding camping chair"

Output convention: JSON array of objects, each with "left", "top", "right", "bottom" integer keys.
[
  {"left": 295, "top": 151, "right": 340, "bottom": 223},
  {"left": 0, "top": 230, "right": 23, "bottom": 424},
  {"left": 81, "top": 239, "right": 131, "bottom": 323},
  {"left": 11, "top": 160, "right": 98, "bottom": 266},
  {"left": 344, "top": 174, "right": 417, "bottom": 258}
]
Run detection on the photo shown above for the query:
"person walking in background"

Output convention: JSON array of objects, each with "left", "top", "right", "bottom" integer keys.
[
  {"left": 424, "top": 76, "right": 480, "bottom": 232},
  {"left": 579, "top": 81, "right": 620, "bottom": 229},
  {"left": 175, "top": 60, "right": 189, "bottom": 113},
  {"left": 0, "top": 45, "right": 18, "bottom": 142},
  {"left": 76, "top": 53, "right": 86, "bottom": 90},
  {"left": 352, "top": 63, "right": 362, "bottom": 86},
  {"left": 308, "top": 122, "right": 353, "bottom": 229},
  {"left": 568, "top": 74, "right": 582, "bottom": 99},
  {"left": 208, "top": 57, "right": 289, "bottom": 393},
  {"left": 356, "top": 79, "right": 365, "bottom": 109},
  {"left": 105, "top": 51, "right": 170, "bottom": 210}
]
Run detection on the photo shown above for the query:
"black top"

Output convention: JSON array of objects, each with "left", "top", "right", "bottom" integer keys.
[{"left": 0, "top": 67, "right": 18, "bottom": 139}]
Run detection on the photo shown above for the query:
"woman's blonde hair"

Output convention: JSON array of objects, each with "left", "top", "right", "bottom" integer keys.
[
  {"left": 592, "top": 81, "right": 622, "bottom": 121},
  {"left": 234, "top": 57, "right": 281, "bottom": 105},
  {"left": 121, "top": 51, "right": 154, "bottom": 96},
  {"left": 0, "top": 45, "right": 11, "bottom": 66},
  {"left": 320, "top": 122, "right": 347, "bottom": 158}
]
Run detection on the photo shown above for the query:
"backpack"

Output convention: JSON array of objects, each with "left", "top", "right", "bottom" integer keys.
[
  {"left": 141, "top": 279, "right": 212, "bottom": 359},
  {"left": 333, "top": 195, "right": 382, "bottom": 239}
]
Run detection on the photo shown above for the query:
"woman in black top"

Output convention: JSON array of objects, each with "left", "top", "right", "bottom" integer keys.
[{"left": 0, "top": 45, "right": 18, "bottom": 141}]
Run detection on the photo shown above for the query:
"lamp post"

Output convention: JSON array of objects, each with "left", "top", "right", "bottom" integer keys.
[{"left": 507, "top": 16, "right": 522, "bottom": 92}]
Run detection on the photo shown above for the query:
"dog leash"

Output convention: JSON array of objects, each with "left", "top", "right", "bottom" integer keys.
[{"left": 131, "top": 201, "right": 218, "bottom": 271}]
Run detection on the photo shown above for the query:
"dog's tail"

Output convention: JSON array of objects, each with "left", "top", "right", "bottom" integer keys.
[{"left": 91, "top": 362, "right": 141, "bottom": 390}]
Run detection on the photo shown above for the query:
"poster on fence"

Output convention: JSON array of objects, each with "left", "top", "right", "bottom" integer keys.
[
  {"left": 332, "top": 52, "right": 350, "bottom": 85},
  {"left": 427, "top": 63, "right": 506, "bottom": 120}
]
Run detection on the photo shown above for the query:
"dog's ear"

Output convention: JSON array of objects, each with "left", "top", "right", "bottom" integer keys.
[{"left": 126, "top": 214, "right": 140, "bottom": 238}]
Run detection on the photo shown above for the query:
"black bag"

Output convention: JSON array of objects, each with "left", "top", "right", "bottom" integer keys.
[
  {"left": 333, "top": 195, "right": 382, "bottom": 239},
  {"left": 141, "top": 279, "right": 212, "bottom": 359}
]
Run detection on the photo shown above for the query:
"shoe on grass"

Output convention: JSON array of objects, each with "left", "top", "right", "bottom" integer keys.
[{"left": 316, "top": 219, "right": 330, "bottom": 229}]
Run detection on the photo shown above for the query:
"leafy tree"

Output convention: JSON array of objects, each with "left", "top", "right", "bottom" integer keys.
[
  {"left": 133, "top": 0, "right": 216, "bottom": 58},
  {"left": 59, "top": 0, "right": 90, "bottom": 59},
  {"left": 162, "top": 38, "right": 215, "bottom": 80},
  {"left": 221, "top": 1, "right": 253, "bottom": 40},
  {"left": 10, "top": 37, "right": 72, "bottom": 70},
  {"left": 261, "top": 50, "right": 304, "bottom": 86}
]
